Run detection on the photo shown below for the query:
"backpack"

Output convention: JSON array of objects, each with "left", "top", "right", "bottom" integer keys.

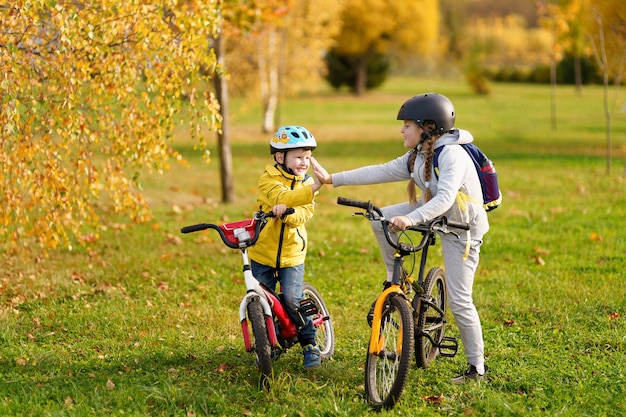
[{"left": 433, "top": 143, "right": 502, "bottom": 212}]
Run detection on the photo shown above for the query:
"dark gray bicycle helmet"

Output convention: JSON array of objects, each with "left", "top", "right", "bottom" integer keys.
[{"left": 397, "top": 93, "right": 456, "bottom": 134}]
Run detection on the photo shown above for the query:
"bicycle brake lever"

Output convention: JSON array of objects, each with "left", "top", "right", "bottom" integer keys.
[{"left": 437, "top": 225, "right": 460, "bottom": 238}]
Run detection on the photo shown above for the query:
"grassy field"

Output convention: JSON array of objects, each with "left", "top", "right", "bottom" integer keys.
[{"left": 1, "top": 78, "right": 626, "bottom": 416}]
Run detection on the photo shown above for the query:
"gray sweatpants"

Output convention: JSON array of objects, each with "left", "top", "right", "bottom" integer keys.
[{"left": 371, "top": 202, "right": 485, "bottom": 369}]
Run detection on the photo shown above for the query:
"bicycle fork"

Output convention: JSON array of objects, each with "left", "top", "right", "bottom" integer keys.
[
  {"left": 368, "top": 285, "right": 410, "bottom": 355},
  {"left": 239, "top": 253, "right": 278, "bottom": 352}
]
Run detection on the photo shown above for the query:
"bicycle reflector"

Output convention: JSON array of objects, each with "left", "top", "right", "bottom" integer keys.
[{"left": 220, "top": 219, "right": 257, "bottom": 245}]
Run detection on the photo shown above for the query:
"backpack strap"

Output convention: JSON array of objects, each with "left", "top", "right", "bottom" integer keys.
[
  {"left": 433, "top": 146, "right": 444, "bottom": 178},
  {"left": 406, "top": 148, "right": 417, "bottom": 174},
  {"left": 433, "top": 144, "right": 475, "bottom": 261}
]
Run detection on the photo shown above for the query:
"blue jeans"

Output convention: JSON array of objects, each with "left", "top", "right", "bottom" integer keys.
[{"left": 250, "top": 261, "right": 316, "bottom": 346}]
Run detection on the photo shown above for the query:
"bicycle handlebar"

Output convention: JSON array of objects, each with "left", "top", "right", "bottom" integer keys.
[
  {"left": 180, "top": 208, "right": 295, "bottom": 249},
  {"left": 180, "top": 223, "right": 212, "bottom": 234},
  {"left": 337, "top": 196, "right": 470, "bottom": 253}
]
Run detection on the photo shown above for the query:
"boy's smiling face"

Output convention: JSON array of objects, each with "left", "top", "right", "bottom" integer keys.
[{"left": 275, "top": 148, "right": 313, "bottom": 176}]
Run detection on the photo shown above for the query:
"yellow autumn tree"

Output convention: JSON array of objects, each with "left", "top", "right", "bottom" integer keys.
[
  {"left": 223, "top": 0, "right": 343, "bottom": 132},
  {"left": 0, "top": 1, "right": 222, "bottom": 252},
  {"left": 332, "top": 0, "right": 440, "bottom": 95}
]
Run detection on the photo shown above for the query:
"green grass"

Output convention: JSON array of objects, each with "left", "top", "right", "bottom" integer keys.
[{"left": 2, "top": 77, "right": 626, "bottom": 416}]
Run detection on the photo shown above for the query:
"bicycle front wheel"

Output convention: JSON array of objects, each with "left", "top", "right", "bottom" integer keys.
[
  {"left": 247, "top": 299, "right": 273, "bottom": 383},
  {"left": 303, "top": 283, "right": 335, "bottom": 360},
  {"left": 413, "top": 267, "right": 447, "bottom": 369},
  {"left": 365, "top": 294, "right": 414, "bottom": 411}
]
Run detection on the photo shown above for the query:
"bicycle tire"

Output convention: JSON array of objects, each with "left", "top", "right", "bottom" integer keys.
[
  {"left": 364, "top": 294, "right": 414, "bottom": 411},
  {"left": 303, "top": 283, "right": 335, "bottom": 360},
  {"left": 413, "top": 267, "right": 447, "bottom": 369},
  {"left": 247, "top": 299, "right": 273, "bottom": 382}
]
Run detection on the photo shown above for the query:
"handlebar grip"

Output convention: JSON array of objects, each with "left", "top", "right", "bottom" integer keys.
[
  {"left": 446, "top": 220, "right": 470, "bottom": 230},
  {"left": 180, "top": 224, "right": 210, "bottom": 234},
  {"left": 337, "top": 196, "right": 371, "bottom": 210},
  {"left": 265, "top": 207, "right": 295, "bottom": 218}
]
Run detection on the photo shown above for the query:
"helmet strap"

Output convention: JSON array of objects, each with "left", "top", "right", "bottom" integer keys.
[{"left": 274, "top": 151, "right": 295, "bottom": 175}]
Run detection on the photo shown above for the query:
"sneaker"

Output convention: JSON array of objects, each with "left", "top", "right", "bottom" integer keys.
[
  {"left": 450, "top": 364, "right": 488, "bottom": 385},
  {"left": 302, "top": 344, "right": 321, "bottom": 368}
]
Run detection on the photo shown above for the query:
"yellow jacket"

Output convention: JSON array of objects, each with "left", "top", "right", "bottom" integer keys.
[{"left": 248, "top": 164, "right": 317, "bottom": 269}]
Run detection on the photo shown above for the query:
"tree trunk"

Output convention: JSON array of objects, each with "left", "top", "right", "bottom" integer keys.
[
  {"left": 549, "top": 18, "right": 557, "bottom": 131},
  {"left": 354, "top": 56, "right": 367, "bottom": 96},
  {"left": 259, "top": 30, "right": 279, "bottom": 133},
  {"left": 574, "top": 54, "right": 582, "bottom": 94},
  {"left": 212, "top": 30, "right": 235, "bottom": 203}
]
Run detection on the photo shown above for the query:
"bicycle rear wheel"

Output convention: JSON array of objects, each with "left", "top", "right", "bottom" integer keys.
[
  {"left": 303, "top": 283, "right": 335, "bottom": 360},
  {"left": 413, "top": 267, "right": 447, "bottom": 369},
  {"left": 247, "top": 299, "right": 273, "bottom": 383},
  {"left": 364, "top": 294, "right": 414, "bottom": 411}
]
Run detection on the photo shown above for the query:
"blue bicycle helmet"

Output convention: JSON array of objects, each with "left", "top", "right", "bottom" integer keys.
[{"left": 270, "top": 126, "right": 317, "bottom": 154}]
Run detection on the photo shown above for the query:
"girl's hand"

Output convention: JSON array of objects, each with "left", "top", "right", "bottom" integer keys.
[
  {"left": 272, "top": 204, "right": 288, "bottom": 218},
  {"left": 311, "top": 157, "right": 332, "bottom": 185},
  {"left": 389, "top": 216, "right": 412, "bottom": 231}
]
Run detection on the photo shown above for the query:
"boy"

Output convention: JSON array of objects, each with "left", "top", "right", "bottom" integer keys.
[{"left": 248, "top": 125, "right": 323, "bottom": 368}]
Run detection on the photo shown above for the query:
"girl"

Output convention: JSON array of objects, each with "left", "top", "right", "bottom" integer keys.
[{"left": 312, "top": 93, "right": 489, "bottom": 383}]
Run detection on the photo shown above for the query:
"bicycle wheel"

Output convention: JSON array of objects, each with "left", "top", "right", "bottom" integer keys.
[
  {"left": 303, "top": 283, "right": 335, "bottom": 360},
  {"left": 364, "top": 294, "right": 414, "bottom": 411},
  {"left": 413, "top": 266, "right": 447, "bottom": 369},
  {"left": 247, "top": 299, "right": 273, "bottom": 382}
]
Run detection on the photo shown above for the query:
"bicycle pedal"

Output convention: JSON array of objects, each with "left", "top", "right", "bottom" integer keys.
[
  {"left": 298, "top": 299, "right": 318, "bottom": 316},
  {"left": 438, "top": 336, "right": 458, "bottom": 357}
]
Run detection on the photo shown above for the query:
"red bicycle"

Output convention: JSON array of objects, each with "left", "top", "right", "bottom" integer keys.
[{"left": 181, "top": 209, "right": 335, "bottom": 386}]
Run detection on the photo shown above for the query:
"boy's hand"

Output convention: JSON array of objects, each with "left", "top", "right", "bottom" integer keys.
[
  {"left": 272, "top": 204, "right": 288, "bottom": 218},
  {"left": 311, "top": 157, "right": 332, "bottom": 185},
  {"left": 312, "top": 174, "right": 323, "bottom": 193}
]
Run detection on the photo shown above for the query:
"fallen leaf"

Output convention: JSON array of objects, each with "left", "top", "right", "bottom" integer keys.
[
  {"left": 106, "top": 379, "right": 115, "bottom": 390},
  {"left": 421, "top": 393, "right": 444, "bottom": 404},
  {"left": 589, "top": 233, "right": 603, "bottom": 242}
]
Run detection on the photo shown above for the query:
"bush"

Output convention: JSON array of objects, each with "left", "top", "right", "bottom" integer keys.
[
  {"left": 324, "top": 49, "right": 390, "bottom": 92},
  {"left": 557, "top": 54, "right": 603, "bottom": 85},
  {"left": 484, "top": 54, "right": 603, "bottom": 85}
]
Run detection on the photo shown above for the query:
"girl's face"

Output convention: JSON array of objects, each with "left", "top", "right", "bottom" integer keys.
[
  {"left": 400, "top": 120, "right": 422, "bottom": 149},
  {"left": 276, "top": 148, "right": 313, "bottom": 176}
]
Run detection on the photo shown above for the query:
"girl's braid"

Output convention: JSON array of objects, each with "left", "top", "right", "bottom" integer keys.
[
  {"left": 422, "top": 136, "right": 435, "bottom": 202},
  {"left": 406, "top": 120, "right": 438, "bottom": 204}
]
